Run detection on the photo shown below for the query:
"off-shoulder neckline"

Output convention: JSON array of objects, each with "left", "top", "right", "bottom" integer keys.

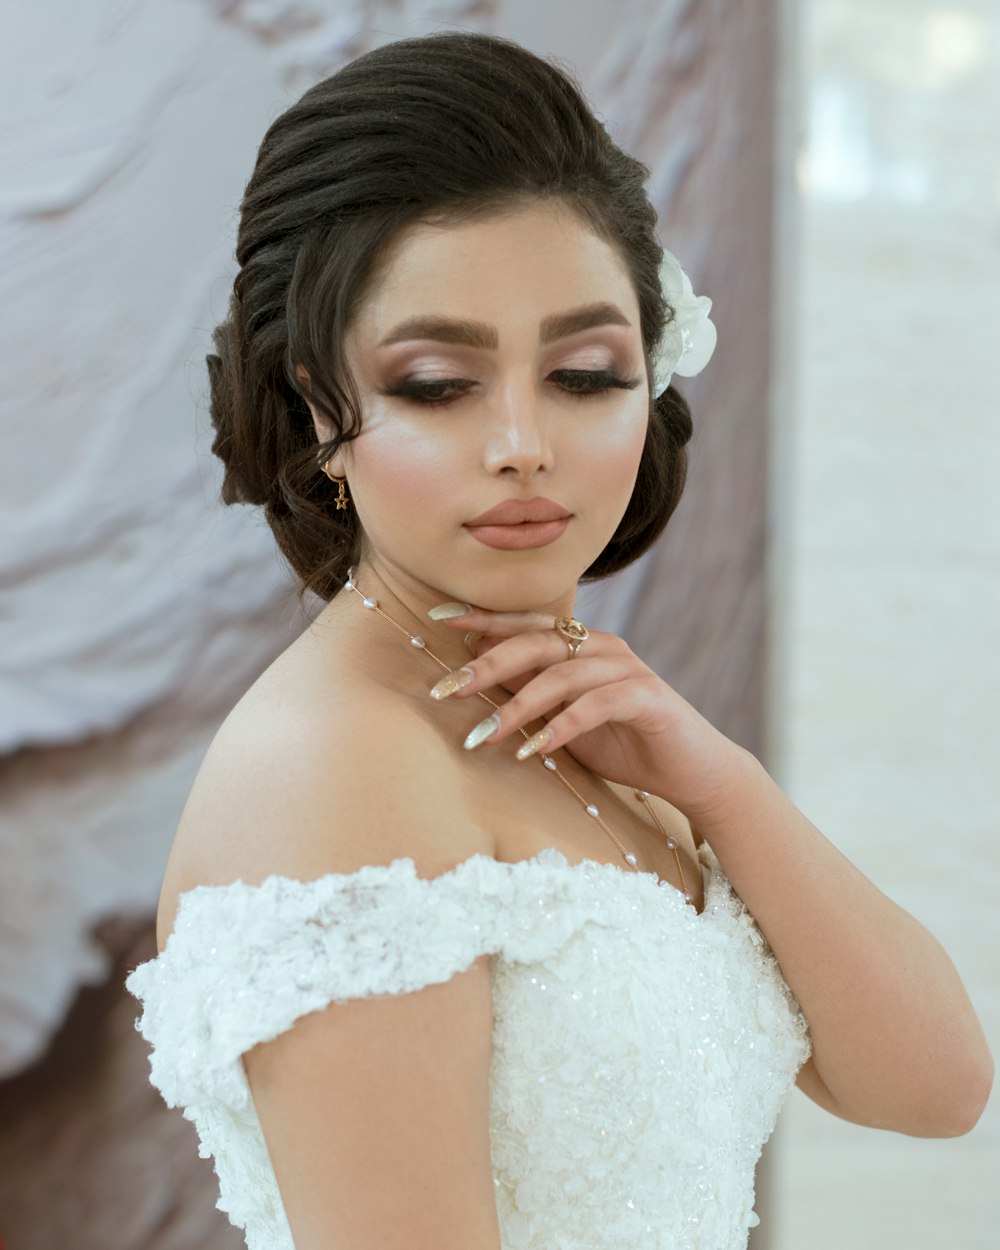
[
  {"left": 179, "top": 842, "right": 723, "bottom": 920},
  {"left": 487, "top": 845, "right": 718, "bottom": 916}
]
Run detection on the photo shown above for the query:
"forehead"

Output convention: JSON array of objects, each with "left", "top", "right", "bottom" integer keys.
[{"left": 349, "top": 200, "right": 638, "bottom": 345}]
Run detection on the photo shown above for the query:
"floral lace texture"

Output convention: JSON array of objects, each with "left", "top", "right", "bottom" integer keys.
[{"left": 126, "top": 844, "right": 811, "bottom": 1250}]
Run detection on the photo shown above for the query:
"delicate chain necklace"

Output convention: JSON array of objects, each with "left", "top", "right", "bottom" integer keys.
[{"left": 343, "top": 567, "right": 693, "bottom": 903}]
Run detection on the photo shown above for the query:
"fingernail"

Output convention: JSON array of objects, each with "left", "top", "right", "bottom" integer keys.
[
  {"left": 429, "top": 667, "right": 474, "bottom": 700},
  {"left": 464, "top": 713, "right": 500, "bottom": 750},
  {"left": 428, "top": 602, "right": 473, "bottom": 620},
  {"left": 515, "top": 728, "right": 553, "bottom": 761}
]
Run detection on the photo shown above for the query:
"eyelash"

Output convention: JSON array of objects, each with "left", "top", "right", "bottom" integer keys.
[{"left": 381, "top": 369, "right": 642, "bottom": 408}]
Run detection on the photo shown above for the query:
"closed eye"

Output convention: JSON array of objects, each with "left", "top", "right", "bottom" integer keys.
[
  {"left": 380, "top": 369, "right": 642, "bottom": 408},
  {"left": 554, "top": 369, "right": 642, "bottom": 395},
  {"left": 379, "top": 377, "right": 469, "bottom": 406}
]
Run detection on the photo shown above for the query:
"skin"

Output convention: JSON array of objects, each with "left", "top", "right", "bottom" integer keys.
[{"left": 298, "top": 196, "right": 993, "bottom": 1137}]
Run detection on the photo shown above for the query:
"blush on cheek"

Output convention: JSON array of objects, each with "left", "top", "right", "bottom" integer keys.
[
  {"left": 594, "top": 413, "right": 645, "bottom": 474},
  {"left": 587, "top": 417, "right": 646, "bottom": 534},
  {"left": 354, "top": 428, "right": 463, "bottom": 533}
]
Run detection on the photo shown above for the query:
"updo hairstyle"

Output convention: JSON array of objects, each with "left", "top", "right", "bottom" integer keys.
[{"left": 207, "top": 30, "right": 694, "bottom": 603}]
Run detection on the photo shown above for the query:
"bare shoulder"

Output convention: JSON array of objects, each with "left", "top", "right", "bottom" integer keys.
[{"left": 156, "top": 667, "right": 493, "bottom": 953}]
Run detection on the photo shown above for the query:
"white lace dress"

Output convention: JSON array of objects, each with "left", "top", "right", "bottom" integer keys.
[{"left": 126, "top": 843, "right": 811, "bottom": 1250}]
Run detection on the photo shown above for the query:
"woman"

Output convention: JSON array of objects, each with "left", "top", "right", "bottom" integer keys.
[{"left": 126, "top": 30, "right": 992, "bottom": 1250}]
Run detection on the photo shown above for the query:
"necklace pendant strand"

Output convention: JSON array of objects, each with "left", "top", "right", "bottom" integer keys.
[{"left": 342, "top": 568, "right": 694, "bottom": 905}]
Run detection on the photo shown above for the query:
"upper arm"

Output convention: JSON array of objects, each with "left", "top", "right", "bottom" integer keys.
[
  {"left": 794, "top": 1054, "right": 838, "bottom": 1112},
  {"left": 161, "top": 688, "right": 501, "bottom": 1249},
  {"left": 243, "top": 949, "right": 501, "bottom": 1250},
  {"left": 794, "top": 1053, "right": 872, "bottom": 1127}
]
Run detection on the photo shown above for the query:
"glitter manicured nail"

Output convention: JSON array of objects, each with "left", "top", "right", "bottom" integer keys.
[
  {"left": 515, "top": 728, "right": 553, "bottom": 760},
  {"left": 429, "top": 668, "right": 474, "bottom": 699}
]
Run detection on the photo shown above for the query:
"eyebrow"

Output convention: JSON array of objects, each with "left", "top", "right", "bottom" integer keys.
[{"left": 376, "top": 301, "right": 632, "bottom": 350}]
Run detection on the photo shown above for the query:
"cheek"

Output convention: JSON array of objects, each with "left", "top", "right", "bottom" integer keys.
[
  {"left": 573, "top": 404, "right": 648, "bottom": 539},
  {"left": 352, "top": 419, "right": 463, "bottom": 516},
  {"left": 583, "top": 401, "right": 649, "bottom": 484}
]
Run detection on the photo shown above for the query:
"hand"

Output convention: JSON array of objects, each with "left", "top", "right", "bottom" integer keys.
[{"left": 429, "top": 605, "right": 749, "bottom": 826}]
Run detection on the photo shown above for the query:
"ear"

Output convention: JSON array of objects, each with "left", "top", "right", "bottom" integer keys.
[{"left": 294, "top": 364, "right": 340, "bottom": 466}]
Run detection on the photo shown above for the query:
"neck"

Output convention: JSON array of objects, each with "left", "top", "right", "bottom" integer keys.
[{"left": 323, "top": 554, "right": 579, "bottom": 678}]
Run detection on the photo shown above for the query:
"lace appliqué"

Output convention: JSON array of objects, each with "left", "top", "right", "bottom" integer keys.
[{"left": 126, "top": 846, "right": 810, "bottom": 1250}]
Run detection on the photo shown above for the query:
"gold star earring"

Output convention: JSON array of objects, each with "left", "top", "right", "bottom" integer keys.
[{"left": 323, "top": 464, "right": 350, "bottom": 510}]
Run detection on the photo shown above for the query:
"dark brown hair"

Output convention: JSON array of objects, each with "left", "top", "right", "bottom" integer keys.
[{"left": 207, "top": 30, "right": 693, "bottom": 603}]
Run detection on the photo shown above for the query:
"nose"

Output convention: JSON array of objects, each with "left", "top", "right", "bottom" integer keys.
[{"left": 482, "top": 372, "right": 555, "bottom": 478}]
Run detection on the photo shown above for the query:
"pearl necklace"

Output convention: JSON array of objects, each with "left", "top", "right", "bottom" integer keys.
[{"left": 344, "top": 568, "right": 694, "bottom": 903}]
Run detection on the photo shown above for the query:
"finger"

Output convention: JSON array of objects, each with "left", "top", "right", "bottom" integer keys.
[
  {"left": 458, "top": 625, "right": 624, "bottom": 690},
  {"left": 434, "top": 607, "right": 561, "bottom": 638},
  {"left": 463, "top": 657, "right": 631, "bottom": 745},
  {"left": 444, "top": 628, "right": 612, "bottom": 700},
  {"left": 512, "top": 679, "right": 637, "bottom": 758}
]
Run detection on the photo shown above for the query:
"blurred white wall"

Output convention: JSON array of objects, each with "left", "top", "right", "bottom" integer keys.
[{"left": 769, "top": 1, "right": 1000, "bottom": 1246}]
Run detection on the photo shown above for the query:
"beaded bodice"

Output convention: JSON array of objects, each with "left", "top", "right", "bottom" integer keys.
[{"left": 126, "top": 843, "right": 811, "bottom": 1250}]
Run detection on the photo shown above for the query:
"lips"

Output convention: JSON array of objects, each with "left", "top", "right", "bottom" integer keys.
[
  {"left": 465, "top": 497, "right": 571, "bottom": 527},
  {"left": 465, "top": 516, "right": 570, "bottom": 550}
]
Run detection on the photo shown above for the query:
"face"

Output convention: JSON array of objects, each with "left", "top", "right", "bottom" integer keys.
[{"left": 305, "top": 199, "right": 651, "bottom": 617}]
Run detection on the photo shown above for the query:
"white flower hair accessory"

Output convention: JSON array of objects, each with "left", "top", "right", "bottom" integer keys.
[{"left": 650, "top": 248, "right": 718, "bottom": 397}]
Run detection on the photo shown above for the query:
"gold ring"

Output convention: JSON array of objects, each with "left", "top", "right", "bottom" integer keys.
[{"left": 554, "top": 615, "right": 588, "bottom": 660}]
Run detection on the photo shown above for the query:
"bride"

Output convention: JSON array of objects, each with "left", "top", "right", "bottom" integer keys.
[{"left": 126, "top": 29, "right": 992, "bottom": 1250}]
